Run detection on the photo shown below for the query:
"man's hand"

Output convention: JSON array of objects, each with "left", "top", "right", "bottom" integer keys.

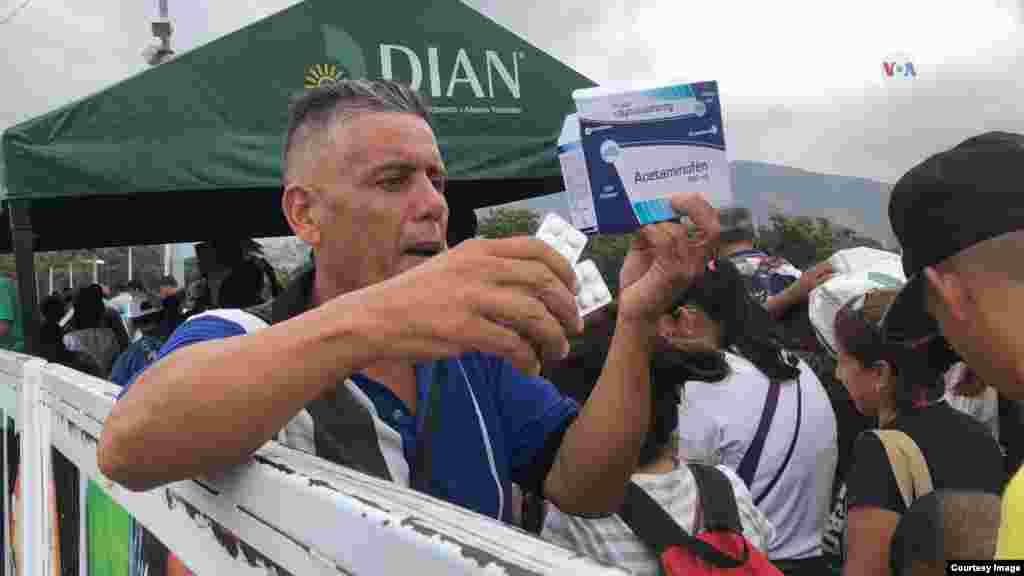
[
  {"left": 766, "top": 259, "right": 836, "bottom": 319},
  {"left": 354, "top": 237, "right": 585, "bottom": 376},
  {"left": 616, "top": 193, "right": 721, "bottom": 324}
]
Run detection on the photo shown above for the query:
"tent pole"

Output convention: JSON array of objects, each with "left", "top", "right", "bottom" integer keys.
[{"left": 9, "top": 201, "right": 40, "bottom": 355}]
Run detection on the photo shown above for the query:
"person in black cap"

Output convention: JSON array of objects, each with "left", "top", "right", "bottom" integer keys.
[{"left": 880, "top": 131, "right": 1024, "bottom": 558}]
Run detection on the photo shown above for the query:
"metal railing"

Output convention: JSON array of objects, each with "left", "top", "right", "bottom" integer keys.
[{"left": 0, "top": 350, "right": 624, "bottom": 575}]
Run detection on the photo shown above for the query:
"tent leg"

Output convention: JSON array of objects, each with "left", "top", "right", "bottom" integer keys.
[{"left": 9, "top": 202, "right": 40, "bottom": 356}]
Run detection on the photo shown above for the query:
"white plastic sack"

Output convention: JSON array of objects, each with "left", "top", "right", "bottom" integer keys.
[
  {"left": 828, "top": 247, "right": 903, "bottom": 277},
  {"left": 809, "top": 270, "right": 906, "bottom": 357}
]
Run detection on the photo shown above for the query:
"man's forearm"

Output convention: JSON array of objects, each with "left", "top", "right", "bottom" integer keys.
[
  {"left": 98, "top": 294, "right": 383, "bottom": 491},
  {"left": 766, "top": 281, "right": 803, "bottom": 319},
  {"left": 545, "top": 316, "right": 655, "bottom": 515}
]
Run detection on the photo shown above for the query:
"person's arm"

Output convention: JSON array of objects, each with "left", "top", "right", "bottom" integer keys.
[
  {"left": 765, "top": 261, "right": 835, "bottom": 319},
  {"left": 843, "top": 432, "right": 906, "bottom": 576},
  {"left": 844, "top": 506, "right": 900, "bottom": 576},
  {"left": 543, "top": 318, "right": 655, "bottom": 515},
  {"left": 100, "top": 237, "right": 585, "bottom": 492},
  {"left": 98, "top": 301, "right": 386, "bottom": 491},
  {"left": 765, "top": 280, "right": 805, "bottom": 319},
  {"left": 543, "top": 192, "right": 719, "bottom": 515}
]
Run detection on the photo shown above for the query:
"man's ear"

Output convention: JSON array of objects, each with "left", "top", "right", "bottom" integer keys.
[
  {"left": 282, "top": 184, "right": 322, "bottom": 248},
  {"left": 925, "top": 267, "right": 967, "bottom": 323}
]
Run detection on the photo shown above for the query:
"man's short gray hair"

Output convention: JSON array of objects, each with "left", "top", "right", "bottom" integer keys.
[{"left": 282, "top": 79, "right": 431, "bottom": 183}]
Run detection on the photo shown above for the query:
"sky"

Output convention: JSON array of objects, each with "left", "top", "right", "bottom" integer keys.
[{"left": 2, "top": 0, "right": 1023, "bottom": 188}]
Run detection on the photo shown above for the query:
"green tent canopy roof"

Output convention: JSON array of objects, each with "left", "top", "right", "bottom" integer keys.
[{"left": 0, "top": 0, "right": 594, "bottom": 251}]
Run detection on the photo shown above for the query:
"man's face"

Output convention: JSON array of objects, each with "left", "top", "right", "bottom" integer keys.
[
  {"left": 309, "top": 111, "right": 448, "bottom": 292},
  {"left": 926, "top": 267, "right": 1019, "bottom": 399}
]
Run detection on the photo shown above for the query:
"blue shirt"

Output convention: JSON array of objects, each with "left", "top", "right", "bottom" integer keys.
[
  {"left": 109, "top": 334, "right": 165, "bottom": 387},
  {"left": 121, "top": 311, "right": 578, "bottom": 523}
]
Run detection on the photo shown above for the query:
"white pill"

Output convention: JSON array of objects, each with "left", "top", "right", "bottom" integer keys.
[
  {"left": 579, "top": 291, "right": 594, "bottom": 309},
  {"left": 549, "top": 220, "right": 566, "bottom": 236}
]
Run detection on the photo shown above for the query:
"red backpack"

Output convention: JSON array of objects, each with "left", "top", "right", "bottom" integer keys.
[{"left": 618, "top": 463, "right": 783, "bottom": 575}]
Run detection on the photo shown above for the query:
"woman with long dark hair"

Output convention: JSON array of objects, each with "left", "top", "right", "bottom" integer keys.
[
  {"left": 667, "top": 259, "right": 837, "bottom": 574},
  {"left": 63, "top": 284, "right": 124, "bottom": 375},
  {"left": 540, "top": 313, "right": 774, "bottom": 574},
  {"left": 831, "top": 288, "right": 1004, "bottom": 576}
]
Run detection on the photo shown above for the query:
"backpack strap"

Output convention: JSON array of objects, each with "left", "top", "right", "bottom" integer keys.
[
  {"left": 754, "top": 376, "right": 803, "bottom": 507},
  {"left": 303, "top": 383, "right": 394, "bottom": 481},
  {"left": 871, "top": 430, "right": 934, "bottom": 509},
  {"left": 245, "top": 299, "right": 394, "bottom": 482},
  {"left": 736, "top": 379, "right": 782, "bottom": 488},
  {"left": 689, "top": 463, "right": 743, "bottom": 533},
  {"left": 618, "top": 474, "right": 747, "bottom": 569},
  {"left": 521, "top": 491, "right": 546, "bottom": 535}
]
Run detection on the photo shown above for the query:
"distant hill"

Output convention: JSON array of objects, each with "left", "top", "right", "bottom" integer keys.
[
  {"left": 730, "top": 160, "right": 896, "bottom": 249},
  {"left": 476, "top": 160, "right": 896, "bottom": 248}
]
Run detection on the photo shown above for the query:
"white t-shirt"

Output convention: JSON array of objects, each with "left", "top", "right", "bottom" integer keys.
[
  {"left": 677, "top": 352, "right": 838, "bottom": 560},
  {"left": 542, "top": 465, "right": 774, "bottom": 576},
  {"left": 944, "top": 363, "right": 1000, "bottom": 441}
]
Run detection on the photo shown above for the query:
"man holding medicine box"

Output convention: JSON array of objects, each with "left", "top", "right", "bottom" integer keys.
[{"left": 99, "top": 79, "right": 721, "bottom": 523}]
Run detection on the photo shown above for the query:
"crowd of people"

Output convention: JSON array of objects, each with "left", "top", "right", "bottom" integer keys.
[
  {"left": 23, "top": 248, "right": 278, "bottom": 388},
  {"left": 0, "top": 78, "right": 1016, "bottom": 574}
]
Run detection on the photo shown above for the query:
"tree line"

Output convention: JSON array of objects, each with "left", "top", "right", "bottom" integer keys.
[{"left": 476, "top": 207, "right": 887, "bottom": 293}]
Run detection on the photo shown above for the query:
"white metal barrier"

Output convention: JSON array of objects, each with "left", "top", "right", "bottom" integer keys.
[{"left": 0, "top": 350, "right": 626, "bottom": 575}]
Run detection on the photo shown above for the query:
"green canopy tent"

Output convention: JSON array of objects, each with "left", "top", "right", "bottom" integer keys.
[{"left": 1, "top": 0, "right": 594, "bottom": 353}]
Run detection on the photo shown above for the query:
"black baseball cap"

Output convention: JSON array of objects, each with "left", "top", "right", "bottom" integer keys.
[{"left": 882, "top": 132, "right": 1024, "bottom": 344}]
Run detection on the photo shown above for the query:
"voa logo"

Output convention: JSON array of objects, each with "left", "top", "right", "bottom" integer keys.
[
  {"left": 379, "top": 45, "right": 524, "bottom": 100},
  {"left": 882, "top": 61, "right": 916, "bottom": 78}
]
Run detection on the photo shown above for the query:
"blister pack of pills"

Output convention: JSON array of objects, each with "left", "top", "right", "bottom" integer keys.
[
  {"left": 573, "top": 260, "right": 613, "bottom": 316},
  {"left": 536, "top": 213, "right": 588, "bottom": 265}
]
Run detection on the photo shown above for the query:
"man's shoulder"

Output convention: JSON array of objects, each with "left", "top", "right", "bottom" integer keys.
[
  {"left": 157, "top": 308, "right": 270, "bottom": 358},
  {"left": 185, "top": 308, "right": 271, "bottom": 333}
]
